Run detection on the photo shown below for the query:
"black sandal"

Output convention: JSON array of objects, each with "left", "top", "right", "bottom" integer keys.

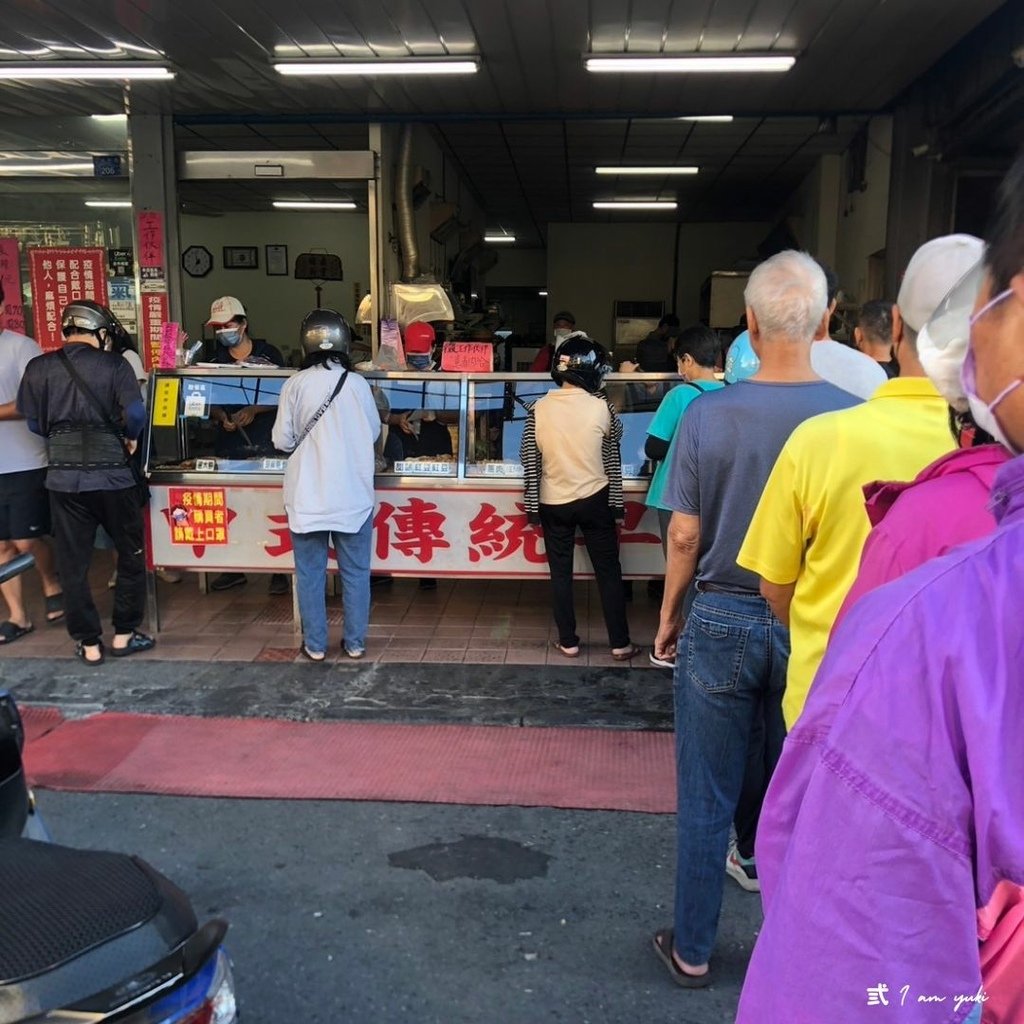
[
  {"left": 109, "top": 631, "right": 156, "bottom": 658},
  {"left": 74, "top": 640, "right": 105, "bottom": 666},
  {"left": 651, "top": 928, "right": 712, "bottom": 989},
  {"left": 44, "top": 593, "right": 65, "bottom": 624}
]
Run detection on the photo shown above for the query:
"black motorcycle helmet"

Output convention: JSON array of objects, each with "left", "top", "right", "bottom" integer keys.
[
  {"left": 59, "top": 299, "right": 117, "bottom": 342},
  {"left": 61, "top": 300, "right": 134, "bottom": 353},
  {"left": 300, "top": 308, "right": 352, "bottom": 356},
  {"left": 550, "top": 333, "right": 611, "bottom": 394}
]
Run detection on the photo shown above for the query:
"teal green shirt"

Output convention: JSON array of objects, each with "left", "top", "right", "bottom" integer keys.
[{"left": 645, "top": 380, "right": 725, "bottom": 510}]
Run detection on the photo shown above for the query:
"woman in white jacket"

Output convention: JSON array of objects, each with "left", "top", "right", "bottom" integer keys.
[{"left": 272, "top": 310, "right": 381, "bottom": 661}]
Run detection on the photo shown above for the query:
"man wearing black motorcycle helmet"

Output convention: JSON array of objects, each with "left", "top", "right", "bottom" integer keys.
[
  {"left": 521, "top": 333, "right": 639, "bottom": 660},
  {"left": 16, "top": 301, "right": 154, "bottom": 665}
]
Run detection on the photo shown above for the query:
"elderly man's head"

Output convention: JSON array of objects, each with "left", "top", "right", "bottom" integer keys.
[{"left": 744, "top": 251, "right": 828, "bottom": 349}]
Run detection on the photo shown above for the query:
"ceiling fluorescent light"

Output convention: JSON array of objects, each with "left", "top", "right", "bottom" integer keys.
[
  {"left": 679, "top": 115, "right": 734, "bottom": 123},
  {"left": 90, "top": 113, "right": 127, "bottom": 121},
  {"left": 85, "top": 199, "right": 131, "bottom": 208},
  {"left": 585, "top": 55, "right": 795, "bottom": 74},
  {"left": 0, "top": 63, "right": 174, "bottom": 81},
  {"left": 0, "top": 161, "right": 93, "bottom": 173},
  {"left": 273, "top": 200, "right": 356, "bottom": 210},
  {"left": 595, "top": 166, "right": 698, "bottom": 175},
  {"left": 274, "top": 57, "right": 480, "bottom": 77},
  {"left": 593, "top": 200, "right": 678, "bottom": 210},
  {"left": 484, "top": 234, "right": 516, "bottom": 243},
  {"left": 538, "top": 290, "right": 548, "bottom": 297}
]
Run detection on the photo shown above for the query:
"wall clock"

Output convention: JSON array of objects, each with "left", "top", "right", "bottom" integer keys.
[{"left": 182, "top": 245, "right": 213, "bottom": 278}]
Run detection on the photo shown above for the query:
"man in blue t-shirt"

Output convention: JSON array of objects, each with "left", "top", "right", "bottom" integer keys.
[
  {"left": 644, "top": 325, "right": 725, "bottom": 543},
  {"left": 648, "top": 251, "right": 859, "bottom": 991}
]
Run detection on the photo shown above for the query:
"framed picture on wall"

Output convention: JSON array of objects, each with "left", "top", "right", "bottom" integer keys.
[
  {"left": 265, "top": 244, "right": 288, "bottom": 276},
  {"left": 223, "top": 246, "right": 259, "bottom": 270}
]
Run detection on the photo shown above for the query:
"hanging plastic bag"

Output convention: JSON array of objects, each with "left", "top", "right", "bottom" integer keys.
[
  {"left": 725, "top": 330, "right": 759, "bottom": 383},
  {"left": 392, "top": 282, "right": 455, "bottom": 328},
  {"left": 376, "top": 318, "right": 406, "bottom": 370}
]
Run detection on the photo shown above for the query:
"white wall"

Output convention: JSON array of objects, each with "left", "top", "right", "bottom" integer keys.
[
  {"left": 835, "top": 116, "right": 893, "bottom": 304},
  {"left": 179, "top": 211, "right": 370, "bottom": 362},
  {"left": 546, "top": 221, "right": 770, "bottom": 350}
]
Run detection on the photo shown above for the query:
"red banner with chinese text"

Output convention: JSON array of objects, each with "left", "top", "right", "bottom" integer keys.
[
  {"left": 147, "top": 485, "right": 665, "bottom": 577},
  {"left": 0, "top": 238, "right": 26, "bottom": 334},
  {"left": 167, "top": 487, "right": 229, "bottom": 546},
  {"left": 27, "top": 247, "right": 109, "bottom": 351},
  {"left": 140, "top": 291, "right": 169, "bottom": 371}
]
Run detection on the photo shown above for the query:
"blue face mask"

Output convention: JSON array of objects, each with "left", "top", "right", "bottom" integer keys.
[{"left": 216, "top": 327, "right": 243, "bottom": 348}]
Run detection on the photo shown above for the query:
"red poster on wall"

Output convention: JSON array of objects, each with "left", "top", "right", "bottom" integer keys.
[
  {"left": 140, "top": 291, "right": 169, "bottom": 370},
  {"left": 0, "top": 238, "right": 26, "bottom": 334},
  {"left": 27, "top": 247, "right": 109, "bottom": 351},
  {"left": 136, "top": 211, "right": 165, "bottom": 268},
  {"left": 167, "top": 487, "right": 229, "bottom": 546}
]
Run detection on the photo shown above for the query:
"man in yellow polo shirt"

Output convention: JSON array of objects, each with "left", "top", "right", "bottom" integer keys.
[{"left": 737, "top": 234, "right": 983, "bottom": 727}]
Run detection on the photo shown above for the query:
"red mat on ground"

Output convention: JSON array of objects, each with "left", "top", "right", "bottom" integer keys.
[
  {"left": 25, "top": 714, "right": 675, "bottom": 813},
  {"left": 21, "top": 705, "right": 64, "bottom": 744}
]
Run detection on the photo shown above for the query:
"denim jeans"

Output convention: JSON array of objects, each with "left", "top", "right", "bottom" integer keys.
[
  {"left": 291, "top": 513, "right": 373, "bottom": 654},
  {"left": 673, "top": 590, "right": 789, "bottom": 964}
]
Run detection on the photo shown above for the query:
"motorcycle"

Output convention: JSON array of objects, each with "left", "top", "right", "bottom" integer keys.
[{"left": 0, "top": 553, "right": 237, "bottom": 1024}]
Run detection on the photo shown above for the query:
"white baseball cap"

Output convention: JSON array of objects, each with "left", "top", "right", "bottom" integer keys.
[
  {"left": 896, "top": 234, "right": 985, "bottom": 333},
  {"left": 206, "top": 295, "right": 246, "bottom": 326}
]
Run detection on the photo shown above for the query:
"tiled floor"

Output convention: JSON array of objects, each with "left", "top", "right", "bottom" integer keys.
[{"left": 6, "top": 561, "right": 664, "bottom": 667}]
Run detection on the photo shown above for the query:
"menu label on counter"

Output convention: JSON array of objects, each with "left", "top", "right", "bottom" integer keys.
[
  {"left": 393, "top": 461, "right": 453, "bottom": 476},
  {"left": 167, "top": 487, "right": 229, "bottom": 545}
]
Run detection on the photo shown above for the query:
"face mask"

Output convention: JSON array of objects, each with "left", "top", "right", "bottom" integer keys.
[
  {"left": 917, "top": 321, "right": 970, "bottom": 412},
  {"left": 961, "top": 287, "right": 1021, "bottom": 454},
  {"left": 217, "top": 327, "right": 243, "bottom": 348},
  {"left": 553, "top": 328, "right": 571, "bottom": 345}
]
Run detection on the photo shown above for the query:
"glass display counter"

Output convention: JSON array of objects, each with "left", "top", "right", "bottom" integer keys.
[{"left": 142, "top": 369, "right": 678, "bottom": 601}]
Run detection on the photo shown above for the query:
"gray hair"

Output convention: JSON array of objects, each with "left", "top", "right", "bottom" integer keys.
[{"left": 744, "top": 250, "right": 828, "bottom": 343}]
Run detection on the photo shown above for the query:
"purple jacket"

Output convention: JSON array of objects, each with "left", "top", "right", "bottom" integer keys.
[
  {"left": 737, "top": 454, "right": 1024, "bottom": 1024},
  {"left": 837, "top": 445, "right": 1012, "bottom": 625}
]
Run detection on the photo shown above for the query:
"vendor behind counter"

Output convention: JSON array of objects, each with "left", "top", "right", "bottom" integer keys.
[{"left": 205, "top": 295, "right": 285, "bottom": 456}]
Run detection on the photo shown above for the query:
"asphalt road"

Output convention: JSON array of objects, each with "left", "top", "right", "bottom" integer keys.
[{"left": 42, "top": 791, "right": 762, "bottom": 1024}]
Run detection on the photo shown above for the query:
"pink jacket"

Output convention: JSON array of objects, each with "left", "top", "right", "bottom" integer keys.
[{"left": 836, "top": 445, "right": 1011, "bottom": 626}]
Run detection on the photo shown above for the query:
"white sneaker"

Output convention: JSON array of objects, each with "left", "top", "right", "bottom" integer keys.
[
  {"left": 649, "top": 651, "right": 675, "bottom": 670},
  {"left": 726, "top": 838, "right": 760, "bottom": 892}
]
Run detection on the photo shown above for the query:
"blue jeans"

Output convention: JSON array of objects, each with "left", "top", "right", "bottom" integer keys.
[
  {"left": 291, "top": 513, "right": 373, "bottom": 654},
  {"left": 672, "top": 591, "right": 788, "bottom": 964}
]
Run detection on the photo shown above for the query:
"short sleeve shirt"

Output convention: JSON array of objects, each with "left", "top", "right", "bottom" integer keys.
[
  {"left": 0, "top": 329, "right": 47, "bottom": 474},
  {"left": 17, "top": 344, "right": 143, "bottom": 492}
]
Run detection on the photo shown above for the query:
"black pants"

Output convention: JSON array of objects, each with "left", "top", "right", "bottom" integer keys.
[
  {"left": 50, "top": 488, "right": 146, "bottom": 645},
  {"left": 539, "top": 487, "right": 630, "bottom": 649}
]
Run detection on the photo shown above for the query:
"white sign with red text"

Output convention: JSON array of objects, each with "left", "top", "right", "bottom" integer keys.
[{"left": 146, "top": 485, "right": 665, "bottom": 577}]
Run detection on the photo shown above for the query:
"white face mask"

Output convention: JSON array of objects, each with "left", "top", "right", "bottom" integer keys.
[
  {"left": 916, "top": 320, "right": 970, "bottom": 413},
  {"left": 553, "top": 328, "right": 571, "bottom": 345}
]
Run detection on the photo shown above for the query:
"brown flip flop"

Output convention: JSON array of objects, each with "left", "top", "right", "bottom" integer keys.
[
  {"left": 611, "top": 643, "right": 642, "bottom": 661},
  {"left": 552, "top": 641, "right": 581, "bottom": 658},
  {"left": 651, "top": 928, "right": 712, "bottom": 989}
]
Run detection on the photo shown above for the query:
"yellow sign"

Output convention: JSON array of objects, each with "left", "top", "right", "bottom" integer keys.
[{"left": 151, "top": 377, "right": 180, "bottom": 428}]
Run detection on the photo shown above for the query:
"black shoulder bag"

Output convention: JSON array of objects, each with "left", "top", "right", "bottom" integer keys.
[
  {"left": 290, "top": 369, "right": 348, "bottom": 451},
  {"left": 57, "top": 350, "right": 150, "bottom": 506}
]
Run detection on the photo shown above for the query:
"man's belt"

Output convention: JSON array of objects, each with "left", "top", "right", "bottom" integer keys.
[
  {"left": 46, "top": 425, "right": 127, "bottom": 470},
  {"left": 694, "top": 580, "right": 760, "bottom": 597}
]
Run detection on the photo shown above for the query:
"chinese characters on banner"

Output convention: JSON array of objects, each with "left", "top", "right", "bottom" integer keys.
[
  {"left": 148, "top": 485, "right": 665, "bottom": 576},
  {"left": 440, "top": 342, "right": 493, "bottom": 372},
  {"left": 136, "top": 212, "right": 164, "bottom": 268},
  {"left": 0, "top": 238, "right": 26, "bottom": 334},
  {"left": 136, "top": 211, "right": 168, "bottom": 372},
  {"left": 26, "top": 248, "right": 108, "bottom": 351},
  {"left": 167, "top": 487, "right": 229, "bottom": 546}
]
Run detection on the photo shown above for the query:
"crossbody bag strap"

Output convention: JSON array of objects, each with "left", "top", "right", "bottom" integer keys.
[
  {"left": 291, "top": 369, "right": 348, "bottom": 451},
  {"left": 56, "top": 349, "right": 128, "bottom": 446}
]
